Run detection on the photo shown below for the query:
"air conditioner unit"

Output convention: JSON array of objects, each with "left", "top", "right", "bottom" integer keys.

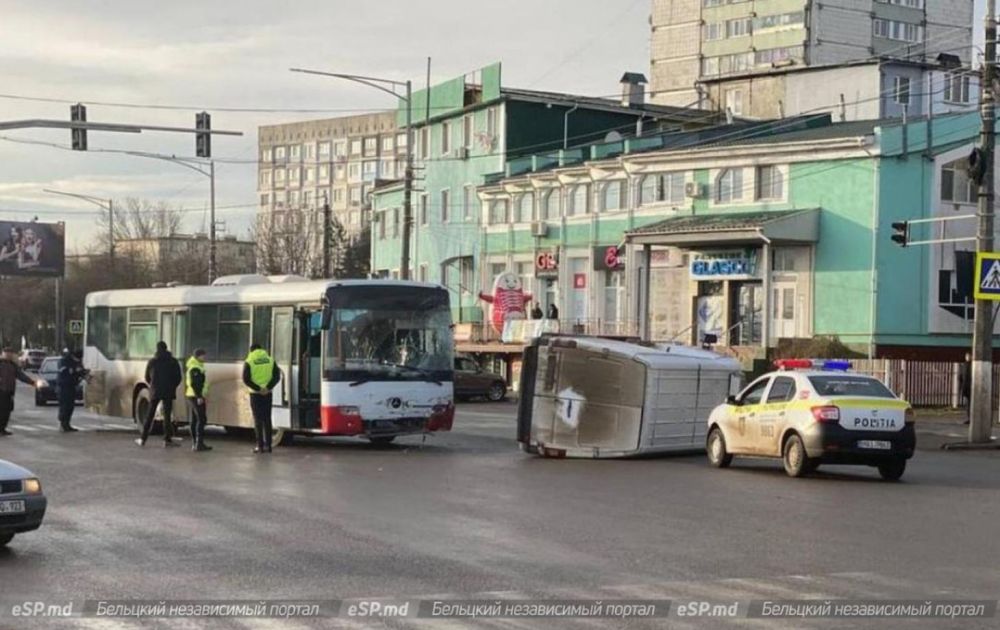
[
  {"left": 455, "top": 147, "right": 470, "bottom": 160},
  {"left": 531, "top": 222, "right": 548, "bottom": 238},
  {"left": 685, "top": 182, "right": 704, "bottom": 198}
]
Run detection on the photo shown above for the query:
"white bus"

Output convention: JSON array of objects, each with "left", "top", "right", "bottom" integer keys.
[{"left": 83, "top": 275, "right": 455, "bottom": 445}]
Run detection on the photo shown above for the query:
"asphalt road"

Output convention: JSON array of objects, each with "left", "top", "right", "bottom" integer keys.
[{"left": 1, "top": 384, "right": 999, "bottom": 630}]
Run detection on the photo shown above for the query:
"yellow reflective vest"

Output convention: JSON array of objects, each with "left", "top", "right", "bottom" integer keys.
[
  {"left": 245, "top": 349, "right": 275, "bottom": 391},
  {"left": 185, "top": 356, "right": 209, "bottom": 398}
]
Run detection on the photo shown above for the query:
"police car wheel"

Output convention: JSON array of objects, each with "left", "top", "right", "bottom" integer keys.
[
  {"left": 706, "top": 428, "right": 732, "bottom": 468},
  {"left": 782, "top": 434, "right": 813, "bottom": 478},
  {"left": 877, "top": 458, "right": 906, "bottom": 481},
  {"left": 0, "top": 533, "right": 13, "bottom": 547}
]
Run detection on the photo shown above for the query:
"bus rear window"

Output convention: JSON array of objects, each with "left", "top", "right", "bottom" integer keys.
[{"left": 808, "top": 375, "right": 896, "bottom": 399}]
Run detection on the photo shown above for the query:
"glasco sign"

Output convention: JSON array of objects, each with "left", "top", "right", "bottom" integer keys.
[{"left": 689, "top": 251, "right": 757, "bottom": 280}]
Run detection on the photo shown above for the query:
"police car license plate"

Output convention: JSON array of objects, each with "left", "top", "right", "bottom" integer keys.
[
  {"left": 857, "top": 440, "right": 892, "bottom": 450},
  {"left": 0, "top": 500, "right": 25, "bottom": 514}
]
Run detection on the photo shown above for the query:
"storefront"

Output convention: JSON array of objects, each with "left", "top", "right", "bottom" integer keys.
[{"left": 624, "top": 209, "right": 819, "bottom": 349}]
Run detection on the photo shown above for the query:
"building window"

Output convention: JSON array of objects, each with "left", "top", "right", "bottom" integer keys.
[
  {"left": 420, "top": 193, "right": 429, "bottom": 225},
  {"left": 489, "top": 199, "right": 509, "bottom": 224},
  {"left": 514, "top": 192, "right": 535, "bottom": 223},
  {"left": 260, "top": 193, "right": 270, "bottom": 207},
  {"left": 876, "top": 0, "right": 923, "bottom": 6},
  {"left": 380, "top": 158, "right": 394, "bottom": 179},
  {"left": 362, "top": 160, "right": 377, "bottom": 182},
  {"left": 350, "top": 139, "right": 362, "bottom": 156},
  {"left": 348, "top": 163, "right": 361, "bottom": 182},
  {"left": 941, "top": 160, "right": 975, "bottom": 203},
  {"left": 639, "top": 172, "right": 685, "bottom": 206},
  {"left": 753, "top": 46, "right": 803, "bottom": 66},
  {"left": 418, "top": 264, "right": 428, "bottom": 283},
  {"left": 288, "top": 167, "right": 300, "bottom": 187},
  {"left": 289, "top": 144, "right": 301, "bottom": 160},
  {"left": 392, "top": 208, "right": 400, "bottom": 237},
  {"left": 726, "top": 17, "right": 751, "bottom": 38},
  {"left": 335, "top": 163, "right": 346, "bottom": 181},
  {"left": 305, "top": 167, "right": 315, "bottom": 184},
  {"left": 318, "top": 165, "right": 330, "bottom": 184},
  {"left": 894, "top": 76, "right": 911, "bottom": 105},
  {"left": 704, "top": 22, "right": 723, "bottom": 41},
  {"left": 303, "top": 190, "right": 313, "bottom": 207},
  {"left": 873, "top": 19, "right": 923, "bottom": 43},
  {"left": 349, "top": 187, "right": 362, "bottom": 207},
  {"left": 304, "top": 143, "right": 315, "bottom": 160},
  {"left": 382, "top": 136, "right": 394, "bottom": 153},
  {"left": 364, "top": 137, "right": 377, "bottom": 156},
  {"left": 756, "top": 165, "right": 784, "bottom": 200},
  {"left": 261, "top": 147, "right": 273, "bottom": 163},
  {"left": 377, "top": 212, "right": 386, "bottom": 239},
  {"left": 463, "top": 185, "right": 473, "bottom": 221},
  {"left": 259, "top": 170, "right": 271, "bottom": 189},
  {"left": 441, "top": 122, "right": 451, "bottom": 155},
  {"left": 541, "top": 189, "right": 561, "bottom": 219},
  {"left": 420, "top": 128, "right": 430, "bottom": 160},
  {"left": 567, "top": 184, "right": 590, "bottom": 216},
  {"left": 486, "top": 108, "right": 498, "bottom": 144},
  {"left": 441, "top": 189, "right": 450, "bottom": 223},
  {"left": 274, "top": 146, "right": 287, "bottom": 161},
  {"left": 601, "top": 181, "right": 625, "bottom": 212},
  {"left": 944, "top": 72, "right": 972, "bottom": 104},
  {"left": 725, "top": 88, "right": 743, "bottom": 116},
  {"left": 463, "top": 115, "right": 473, "bottom": 149},
  {"left": 396, "top": 133, "right": 407, "bottom": 150},
  {"left": 753, "top": 11, "right": 805, "bottom": 33},
  {"left": 289, "top": 190, "right": 300, "bottom": 207},
  {"left": 716, "top": 168, "right": 744, "bottom": 203},
  {"left": 334, "top": 140, "right": 347, "bottom": 159}
]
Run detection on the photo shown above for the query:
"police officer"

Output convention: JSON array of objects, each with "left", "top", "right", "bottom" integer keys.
[
  {"left": 0, "top": 347, "right": 42, "bottom": 436},
  {"left": 56, "top": 348, "right": 87, "bottom": 432},
  {"left": 242, "top": 343, "right": 281, "bottom": 454},
  {"left": 185, "top": 348, "right": 212, "bottom": 452}
]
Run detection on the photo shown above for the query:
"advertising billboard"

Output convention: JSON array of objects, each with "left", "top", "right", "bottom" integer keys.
[{"left": 0, "top": 220, "right": 66, "bottom": 277}]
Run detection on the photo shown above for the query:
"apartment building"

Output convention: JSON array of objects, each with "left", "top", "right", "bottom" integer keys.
[{"left": 650, "top": 0, "right": 975, "bottom": 107}]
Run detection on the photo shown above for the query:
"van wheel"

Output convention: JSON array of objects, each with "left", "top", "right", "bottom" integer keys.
[
  {"left": 782, "top": 434, "right": 813, "bottom": 478},
  {"left": 706, "top": 427, "right": 733, "bottom": 468},
  {"left": 0, "top": 533, "right": 13, "bottom": 547},
  {"left": 877, "top": 458, "right": 906, "bottom": 481},
  {"left": 272, "top": 429, "right": 294, "bottom": 447},
  {"left": 486, "top": 383, "right": 506, "bottom": 402}
]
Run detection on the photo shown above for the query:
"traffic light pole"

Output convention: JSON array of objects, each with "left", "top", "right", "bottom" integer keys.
[
  {"left": 209, "top": 159, "right": 217, "bottom": 283},
  {"left": 970, "top": 1, "right": 997, "bottom": 445}
]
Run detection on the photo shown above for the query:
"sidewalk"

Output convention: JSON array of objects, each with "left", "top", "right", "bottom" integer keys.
[{"left": 913, "top": 409, "right": 1000, "bottom": 451}]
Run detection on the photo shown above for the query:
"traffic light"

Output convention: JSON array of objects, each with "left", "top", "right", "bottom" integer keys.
[
  {"left": 195, "top": 111, "right": 211, "bottom": 158},
  {"left": 891, "top": 220, "right": 909, "bottom": 247},
  {"left": 70, "top": 103, "right": 87, "bottom": 151}
]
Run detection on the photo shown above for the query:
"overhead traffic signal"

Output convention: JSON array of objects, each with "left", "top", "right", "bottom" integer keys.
[
  {"left": 891, "top": 221, "right": 909, "bottom": 247},
  {"left": 195, "top": 111, "right": 211, "bottom": 158},
  {"left": 70, "top": 103, "right": 87, "bottom": 151}
]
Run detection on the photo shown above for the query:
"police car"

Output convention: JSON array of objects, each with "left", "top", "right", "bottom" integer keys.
[{"left": 706, "top": 360, "right": 915, "bottom": 480}]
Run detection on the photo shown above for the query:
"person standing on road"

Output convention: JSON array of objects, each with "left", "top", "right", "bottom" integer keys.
[
  {"left": 0, "top": 347, "right": 42, "bottom": 436},
  {"left": 56, "top": 348, "right": 87, "bottom": 433},
  {"left": 185, "top": 348, "right": 212, "bottom": 453},
  {"left": 960, "top": 352, "right": 972, "bottom": 425},
  {"left": 547, "top": 303, "right": 559, "bottom": 320},
  {"left": 136, "top": 341, "right": 183, "bottom": 448},
  {"left": 242, "top": 343, "right": 281, "bottom": 454}
]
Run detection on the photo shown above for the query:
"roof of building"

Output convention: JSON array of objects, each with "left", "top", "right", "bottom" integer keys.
[
  {"left": 625, "top": 208, "right": 821, "bottom": 246},
  {"left": 500, "top": 86, "right": 707, "bottom": 121}
]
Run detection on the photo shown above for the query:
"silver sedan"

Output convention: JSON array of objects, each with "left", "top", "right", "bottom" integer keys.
[{"left": 0, "top": 459, "right": 47, "bottom": 547}]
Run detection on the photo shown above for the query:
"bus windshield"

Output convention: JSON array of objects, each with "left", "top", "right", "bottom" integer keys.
[{"left": 323, "top": 285, "right": 453, "bottom": 383}]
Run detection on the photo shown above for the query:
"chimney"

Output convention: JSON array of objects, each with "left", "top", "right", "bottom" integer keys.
[{"left": 620, "top": 72, "right": 648, "bottom": 107}]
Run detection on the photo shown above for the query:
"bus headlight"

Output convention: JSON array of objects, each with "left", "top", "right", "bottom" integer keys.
[{"left": 23, "top": 478, "right": 42, "bottom": 494}]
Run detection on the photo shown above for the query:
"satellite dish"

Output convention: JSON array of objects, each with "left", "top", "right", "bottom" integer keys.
[{"left": 604, "top": 131, "right": 623, "bottom": 143}]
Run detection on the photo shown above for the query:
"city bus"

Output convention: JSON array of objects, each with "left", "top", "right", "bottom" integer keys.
[{"left": 82, "top": 275, "right": 455, "bottom": 445}]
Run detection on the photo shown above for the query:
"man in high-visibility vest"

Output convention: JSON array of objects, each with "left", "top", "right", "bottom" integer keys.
[
  {"left": 185, "top": 348, "right": 212, "bottom": 452},
  {"left": 241, "top": 343, "right": 281, "bottom": 454}
]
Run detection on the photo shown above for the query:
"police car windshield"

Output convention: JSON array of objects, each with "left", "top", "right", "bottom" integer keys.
[{"left": 808, "top": 375, "right": 895, "bottom": 398}]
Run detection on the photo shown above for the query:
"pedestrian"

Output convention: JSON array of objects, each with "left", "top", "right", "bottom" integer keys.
[
  {"left": 185, "top": 348, "right": 212, "bottom": 452},
  {"left": 242, "top": 343, "right": 281, "bottom": 454},
  {"left": 56, "top": 348, "right": 87, "bottom": 432},
  {"left": 0, "top": 347, "right": 42, "bottom": 436},
  {"left": 530, "top": 302, "right": 543, "bottom": 320},
  {"left": 136, "top": 341, "right": 183, "bottom": 448},
  {"left": 960, "top": 352, "right": 971, "bottom": 425},
  {"left": 547, "top": 302, "right": 559, "bottom": 320}
]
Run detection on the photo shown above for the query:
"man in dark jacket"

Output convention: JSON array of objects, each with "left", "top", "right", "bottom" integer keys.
[
  {"left": 136, "top": 341, "right": 183, "bottom": 448},
  {"left": 242, "top": 343, "right": 281, "bottom": 454},
  {"left": 56, "top": 348, "right": 87, "bottom": 433},
  {"left": 0, "top": 347, "right": 41, "bottom": 436}
]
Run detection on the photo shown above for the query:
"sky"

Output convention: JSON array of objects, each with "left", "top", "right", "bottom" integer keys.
[{"left": 0, "top": 0, "right": 653, "bottom": 252}]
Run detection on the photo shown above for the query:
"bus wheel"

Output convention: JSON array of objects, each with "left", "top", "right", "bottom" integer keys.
[
  {"left": 368, "top": 436, "right": 396, "bottom": 446},
  {"left": 272, "top": 429, "right": 294, "bottom": 447},
  {"left": 132, "top": 389, "right": 158, "bottom": 434}
]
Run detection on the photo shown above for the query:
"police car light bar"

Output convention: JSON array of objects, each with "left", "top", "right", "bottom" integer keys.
[{"left": 773, "top": 359, "right": 852, "bottom": 371}]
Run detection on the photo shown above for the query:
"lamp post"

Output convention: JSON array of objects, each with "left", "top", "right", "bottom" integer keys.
[
  {"left": 123, "top": 152, "right": 218, "bottom": 283},
  {"left": 290, "top": 67, "right": 414, "bottom": 280},
  {"left": 44, "top": 189, "right": 115, "bottom": 276}
]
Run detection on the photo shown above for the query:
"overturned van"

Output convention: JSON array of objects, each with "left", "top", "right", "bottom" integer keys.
[{"left": 517, "top": 336, "right": 742, "bottom": 458}]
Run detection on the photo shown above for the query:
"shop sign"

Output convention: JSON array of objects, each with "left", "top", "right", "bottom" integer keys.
[
  {"left": 535, "top": 250, "right": 559, "bottom": 278},
  {"left": 573, "top": 273, "right": 587, "bottom": 289},
  {"left": 593, "top": 245, "right": 625, "bottom": 271},
  {"left": 689, "top": 251, "right": 758, "bottom": 280}
]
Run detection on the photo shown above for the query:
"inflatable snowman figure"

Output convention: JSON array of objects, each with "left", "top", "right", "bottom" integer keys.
[{"left": 478, "top": 271, "right": 533, "bottom": 334}]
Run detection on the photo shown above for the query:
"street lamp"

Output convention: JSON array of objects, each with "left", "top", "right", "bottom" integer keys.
[
  {"left": 123, "top": 152, "right": 218, "bottom": 284},
  {"left": 43, "top": 189, "right": 115, "bottom": 274},
  {"left": 290, "top": 67, "right": 414, "bottom": 280}
]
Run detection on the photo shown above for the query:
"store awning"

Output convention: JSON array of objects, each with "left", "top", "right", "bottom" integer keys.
[{"left": 625, "top": 208, "right": 820, "bottom": 247}]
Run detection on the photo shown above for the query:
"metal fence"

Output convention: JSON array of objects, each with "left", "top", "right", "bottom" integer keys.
[{"left": 846, "top": 359, "right": 992, "bottom": 408}]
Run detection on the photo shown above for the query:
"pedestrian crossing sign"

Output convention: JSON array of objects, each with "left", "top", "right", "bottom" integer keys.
[{"left": 974, "top": 252, "right": 1000, "bottom": 300}]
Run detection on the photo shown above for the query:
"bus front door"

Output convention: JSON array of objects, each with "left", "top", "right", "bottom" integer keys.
[{"left": 271, "top": 307, "right": 295, "bottom": 431}]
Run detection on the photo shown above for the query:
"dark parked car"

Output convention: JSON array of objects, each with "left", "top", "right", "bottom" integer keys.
[
  {"left": 34, "top": 357, "right": 83, "bottom": 406},
  {"left": 454, "top": 356, "right": 507, "bottom": 402},
  {"left": 0, "top": 459, "right": 47, "bottom": 547}
]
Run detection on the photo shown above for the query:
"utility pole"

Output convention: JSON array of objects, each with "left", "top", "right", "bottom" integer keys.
[
  {"left": 401, "top": 79, "right": 414, "bottom": 280},
  {"left": 108, "top": 198, "right": 115, "bottom": 279},
  {"left": 209, "top": 160, "right": 217, "bottom": 283},
  {"left": 970, "top": 0, "right": 997, "bottom": 444},
  {"left": 322, "top": 194, "right": 332, "bottom": 278}
]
